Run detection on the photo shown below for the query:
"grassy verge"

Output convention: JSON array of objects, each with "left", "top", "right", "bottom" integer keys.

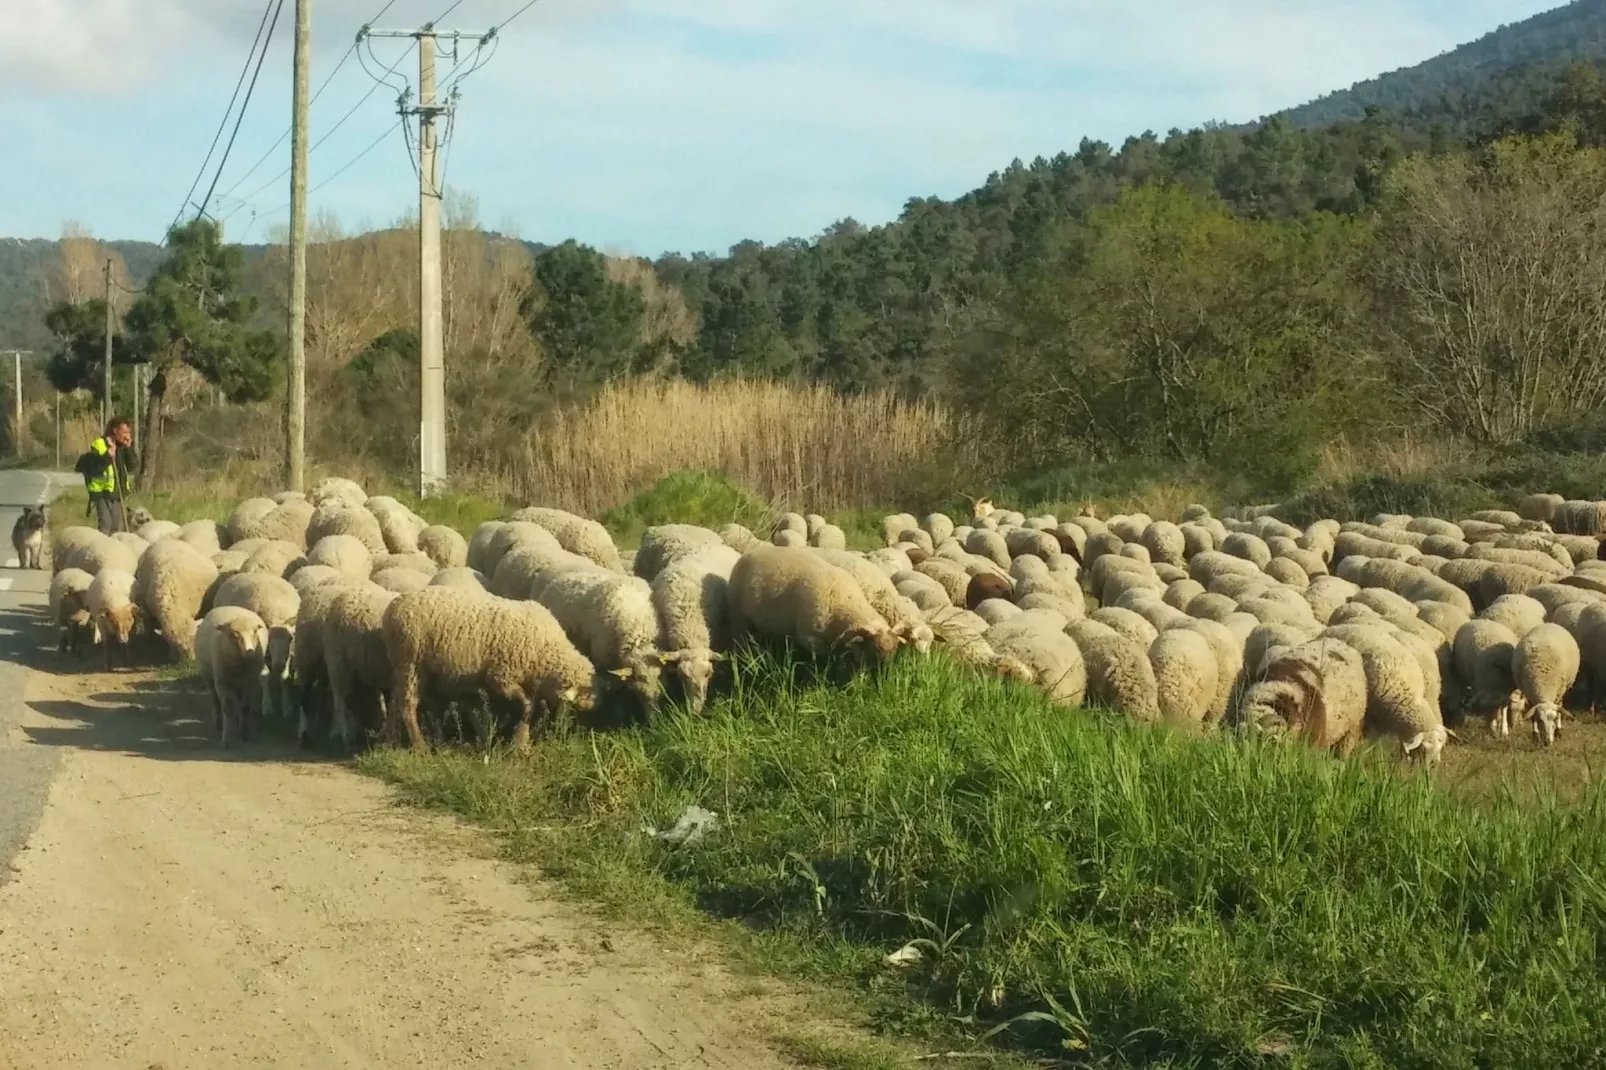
[{"left": 361, "top": 650, "right": 1606, "bottom": 1069}]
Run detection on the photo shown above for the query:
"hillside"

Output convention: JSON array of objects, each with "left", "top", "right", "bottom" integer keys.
[{"left": 1279, "top": 0, "right": 1606, "bottom": 128}]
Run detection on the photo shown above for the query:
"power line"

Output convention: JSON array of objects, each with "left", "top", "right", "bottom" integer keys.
[
  {"left": 500, "top": 0, "right": 540, "bottom": 30},
  {"left": 169, "top": 0, "right": 277, "bottom": 237},
  {"left": 262, "top": 117, "right": 406, "bottom": 214},
  {"left": 197, "top": 0, "right": 287, "bottom": 220}
]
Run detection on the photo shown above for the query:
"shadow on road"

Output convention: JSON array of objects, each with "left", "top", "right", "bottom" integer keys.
[{"left": 8, "top": 602, "right": 347, "bottom": 767}]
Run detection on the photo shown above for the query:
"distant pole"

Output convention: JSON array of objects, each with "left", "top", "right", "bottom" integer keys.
[
  {"left": 53, "top": 393, "right": 60, "bottom": 470},
  {"left": 132, "top": 365, "right": 142, "bottom": 453},
  {"left": 12, "top": 351, "right": 19, "bottom": 458},
  {"left": 416, "top": 30, "right": 445, "bottom": 498},
  {"left": 286, "top": 0, "right": 310, "bottom": 493},
  {"left": 102, "top": 259, "right": 113, "bottom": 429}
]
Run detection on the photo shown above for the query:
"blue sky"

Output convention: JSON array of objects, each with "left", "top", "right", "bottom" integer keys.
[{"left": 0, "top": 0, "right": 1568, "bottom": 257}]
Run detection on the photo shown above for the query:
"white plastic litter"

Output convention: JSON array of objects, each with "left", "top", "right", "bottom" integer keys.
[{"left": 645, "top": 804, "right": 719, "bottom": 846}]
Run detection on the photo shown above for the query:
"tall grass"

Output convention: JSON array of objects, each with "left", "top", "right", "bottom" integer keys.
[
  {"left": 366, "top": 651, "right": 1606, "bottom": 1068},
  {"left": 510, "top": 379, "right": 982, "bottom": 516}
]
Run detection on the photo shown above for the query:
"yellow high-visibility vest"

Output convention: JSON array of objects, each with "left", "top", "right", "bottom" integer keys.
[{"left": 84, "top": 438, "right": 131, "bottom": 495}]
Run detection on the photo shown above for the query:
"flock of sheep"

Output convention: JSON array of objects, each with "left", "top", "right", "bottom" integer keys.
[{"left": 39, "top": 477, "right": 1606, "bottom": 766}]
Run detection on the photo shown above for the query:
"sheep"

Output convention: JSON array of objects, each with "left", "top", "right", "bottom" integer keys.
[
  {"left": 306, "top": 534, "right": 372, "bottom": 583},
  {"left": 372, "top": 567, "right": 433, "bottom": 595},
  {"left": 878, "top": 513, "right": 918, "bottom": 547},
  {"left": 1239, "top": 639, "right": 1368, "bottom": 756},
  {"left": 810, "top": 524, "right": 847, "bottom": 551},
  {"left": 291, "top": 578, "right": 360, "bottom": 743},
  {"left": 1120, "top": 593, "right": 1191, "bottom": 633},
  {"left": 371, "top": 504, "right": 428, "bottom": 554},
  {"left": 1187, "top": 592, "right": 1238, "bottom": 623},
  {"left": 1352, "top": 588, "right": 1418, "bottom": 620},
  {"left": 1518, "top": 494, "right": 1564, "bottom": 524},
  {"left": 271, "top": 491, "right": 306, "bottom": 505},
  {"left": 814, "top": 549, "right": 934, "bottom": 652},
  {"left": 535, "top": 570, "right": 666, "bottom": 710},
  {"left": 225, "top": 498, "right": 277, "bottom": 545},
  {"left": 1164, "top": 579, "right": 1205, "bottom": 612},
  {"left": 988, "top": 627, "right": 1087, "bottom": 707},
  {"left": 1003, "top": 527, "right": 1060, "bottom": 562},
  {"left": 963, "top": 529, "right": 1011, "bottom": 569},
  {"left": 234, "top": 498, "right": 314, "bottom": 548},
  {"left": 898, "top": 579, "right": 951, "bottom": 616},
  {"left": 61, "top": 535, "right": 138, "bottom": 578},
  {"left": 1467, "top": 543, "right": 1570, "bottom": 577},
  {"left": 635, "top": 525, "right": 725, "bottom": 582},
  {"left": 241, "top": 540, "right": 306, "bottom": 580},
  {"left": 304, "top": 499, "right": 387, "bottom": 557},
  {"left": 1237, "top": 596, "right": 1317, "bottom": 634},
  {"left": 921, "top": 514, "right": 955, "bottom": 545},
  {"left": 1179, "top": 523, "right": 1214, "bottom": 559},
  {"left": 866, "top": 546, "right": 914, "bottom": 577},
  {"left": 1512, "top": 623, "right": 1581, "bottom": 746},
  {"left": 1479, "top": 594, "right": 1547, "bottom": 640},
  {"left": 289, "top": 564, "right": 346, "bottom": 594},
  {"left": 716, "top": 523, "right": 763, "bottom": 554},
  {"left": 510, "top": 507, "right": 622, "bottom": 571},
  {"left": 1189, "top": 551, "right": 1262, "bottom": 587},
  {"left": 1148, "top": 629, "right": 1218, "bottom": 725},
  {"left": 430, "top": 567, "right": 487, "bottom": 591},
  {"left": 384, "top": 588, "right": 600, "bottom": 750},
  {"left": 308, "top": 477, "right": 367, "bottom": 509},
  {"left": 1245, "top": 623, "right": 1310, "bottom": 680},
  {"left": 417, "top": 525, "right": 469, "bottom": 569},
  {"left": 1053, "top": 522, "right": 1089, "bottom": 561},
  {"left": 1262, "top": 557, "right": 1310, "bottom": 589},
  {"left": 1222, "top": 532, "right": 1273, "bottom": 569},
  {"left": 1118, "top": 542, "right": 1152, "bottom": 565},
  {"left": 1167, "top": 617, "right": 1243, "bottom": 725},
  {"left": 465, "top": 521, "right": 508, "bottom": 574},
  {"left": 728, "top": 545, "right": 900, "bottom": 669},
  {"left": 973, "top": 599, "right": 1022, "bottom": 626},
  {"left": 48, "top": 567, "right": 96, "bottom": 654},
  {"left": 774, "top": 528, "right": 806, "bottom": 548},
  {"left": 1136, "top": 521, "right": 1184, "bottom": 566},
  {"left": 212, "top": 572, "right": 300, "bottom": 719},
  {"left": 84, "top": 567, "right": 139, "bottom": 670},
  {"left": 196, "top": 606, "right": 270, "bottom": 748},
  {"left": 1554, "top": 500, "right": 1606, "bottom": 536},
  {"left": 133, "top": 538, "right": 219, "bottom": 660},
  {"left": 322, "top": 585, "right": 400, "bottom": 746},
  {"left": 652, "top": 545, "right": 742, "bottom": 713},
  {"left": 1067, "top": 621, "right": 1161, "bottom": 721},
  {"left": 137, "top": 519, "right": 180, "bottom": 544},
  {"left": 1329, "top": 602, "right": 1380, "bottom": 626},
  {"left": 1452, "top": 619, "right": 1523, "bottom": 733},
  {"left": 1414, "top": 600, "right": 1471, "bottom": 644},
  {"left": 913, "top": 558, "right": 970, "bottom": 606},
  {"left": 1529, "top": 583, "right": 1605, "bottom": 617},
  {"left": 110, "top": 533, "right": 150, "bottom": 561},
  {"left": 370, "top": 551, "right": 438, "bottom": 577},
  {"left": 1322, "top": 623, "right": 1447, "bottom": 763}
]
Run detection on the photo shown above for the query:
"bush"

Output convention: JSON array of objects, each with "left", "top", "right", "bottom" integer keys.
[{"left": 601, "top": 470, "right": 772, "bottom": 546}]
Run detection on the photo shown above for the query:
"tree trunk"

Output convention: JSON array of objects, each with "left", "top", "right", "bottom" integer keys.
[{"left": 141, "top": 368, "right": 168, "bottom": 489}]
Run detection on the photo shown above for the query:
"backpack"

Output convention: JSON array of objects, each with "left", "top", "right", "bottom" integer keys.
[{"left": 75, "top": 447, "right": 107, "bottom": 484}]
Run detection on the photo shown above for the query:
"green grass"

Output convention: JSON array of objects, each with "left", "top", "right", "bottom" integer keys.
[
  {"left": 602, "top": 469, "right": 774, "bottom": 548},
  {"left": 362, "top": 650, "right": 1606, "bottom": 1069}
]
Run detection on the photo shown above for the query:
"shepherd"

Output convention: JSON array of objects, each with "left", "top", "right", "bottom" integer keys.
[{"left": 76, "top": 416, "right": 136, "bottom": 535}]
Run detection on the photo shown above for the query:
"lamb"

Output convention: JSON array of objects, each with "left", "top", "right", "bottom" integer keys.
[
  {"left": 1239, "top": 639, "right": 1367, "bottom": 756},
  {"left": 48, "top": 567, "right": 96, "bottom": 654},
  {"left": 84, "top": 567, "right": 139, "bottom": 670},
  {"left": 536, "top": 570, "right": 665, "bottom": 710},
  {"left": 306, "top": 534, "right": 372, "bottom": 583},
  {"left": 196, "top": 605, "right": 270, "bottom": 748},
  {"left": 384, "top": 588, "right": 599, "bottom": 749},
  {"left": 1148, "top": 628, "right": 1218, "bottom": 725},
  {"left": 290, "top": 578, "right": 361, "bottom": 742},
  {"left": 417, "top": 525, "right": 469, "bottom": 569},
  {"left": 651, "top": 545, "right": 742, "bottom": 714},
  {"left": 133, "top": 538, "right": 219, "bottom": 660},
  {"left": 1262, "top": 557, "right": 1310, "bottom": 589},
  {"left": 306, "top": 499, "right": 388, "bottom": 556},
  {"left": 1322, "top": 623, "right": 1447, "bottom": 762},
  {"left": 212, "top": 572, "right": 301, "bottom": 719},
  {"left": 774, "top": 528, "right": 806, "bottom": 548},
  {"left": 1066, "top": 621, "right": 1160, "bottom": 721},
  {"left": 510, "top": 507, "right": 622, "bottom": 571},
  {"left": 1512, "top": 623, "right": 1581, "bottom": 746},
  {"left": 1186, "top": 592, "right": 1238, "bottom": 623},
  {"left": 1168, "top": 617, "right": 1244, "bottom": 725},
  {"left": 322, "top": 585, "right": 400, "bottom": 746},
  {"left": 727, "top": 545, "right": 900, "bottom": 669},
  {"left": 635, "top": 524, "right": 725, "bottom": 582}
]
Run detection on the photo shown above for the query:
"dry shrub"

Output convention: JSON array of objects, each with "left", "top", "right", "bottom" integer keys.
[{"left": 511, "top": 379, "right": 973, "bottom": 515}]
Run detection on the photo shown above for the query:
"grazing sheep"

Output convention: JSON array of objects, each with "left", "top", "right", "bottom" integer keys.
[
  {"left": 1452, "top": 619, "right": 1522, "bottom": 734},
  {"left": 288, "top": 564, "right": 346, "bottom": 594},
  {"left": 308, "top": 476, "right": 367, "bottom": 509},
  {"left": 878, "top": 513, "right": 917, "bottom": 547},
  {"left": 49, "top": 567, "right": 96, "bottom": 654},
  {"left": 133, "top": 538, "right": 219, "bottom": 660},
  {"left": 1529, "top": 583, "right": 1604, "bottom": 617},
  {"left": 61, "top": 535, "right": 138, "bottom": 578},
  {"left": 372, "top": 567, "right": 433, "bottom": 595},
  {"left": 989, "top": 627, "right": 1087, "bottom": 707},
  {"left": 774, "top": 528, "right": 806, "bottom": 548},
  {"left": 370, "top": 551, "right": 438, "bottom": 577},
  {"left": 536, "top": 570, "right": 665, "bottom": 710},
  {"left": 1091, "top": 606, "right": 1159, "bottom": 649},
  {"left": 305, "top": 500, "right": 387, "bottom": 556},
  {"left": 1148, "top": 629, "right": 1218, "bottom": 725},
  {"left": 465, "top": 521, "right": 508, "bottom": 574},
  {"left": 1479, "top": 594, "right": 1547, "bottom": 640},
  {"left": 323, "top": 585, "right": 400, "bottom": 746},
  {"left": 306, "top": 534, "right": 372, "bottom": 583},
  {"left": 430, "top": 567, "right": 487, "bottom": 591},
  {"left": 234, "top": 498, "right": 314, "bottom": 548},
  {"left": 635, "top": 525, "right": 725, "bottom": 582},
  {"left": 1413, "top": 600, "right": 1471, "bottom": 644},
  {"left": 1240, "top": 639, "right": 1368, "bottom": 756},
  {"left": 84, "top": 567, "right": 139, "bottom": 669},
  {"left": 384, "top": 588, "right": 600, "bottom": 750},
  {"left": 225, "top": 498, "right": 277, "bottom": 546},
  {"left": 1323, "top": 623, "right": 1447, "bottom": 763},
  {"left": 138, "top": 519, "right": 181, "bottom": 544},
  {"left": 1222, "top": 532, "right": 1273, "bottom": 569},
  {"left": 1244, "top": 623, "right": 1310, "bottom": 680},
  {"left": 719, "top": 523, "right": 764, "bottom": 554},
  {"left": 417, "top": 525, "right": 469, "bottom": 569},
  {"left": 813, "top": 549, "right": 934, "bottom": 653},
  {"left": 964, "top": 529, "right": 1011, "bottom": 568},
  {"left": 510, "top": 507, "right": 622, "bottom": 571},
  {"left": 921, "top": 514, "right": 955, "bottom": 545},
  {"left": 811, "top": 524, "right": 847, "bottom": 551},
  {"left": 487, "top": 540, "right": 595, "bottom": 600},
  {"left": 1186, "top": 592, "right": 1238, "bottom": 623},
  {"left": 1512, "top": 623, "right": 1581, "bottom": 746},
  {"left": 973, "top": 599, "right": 1022, "bottom": 626},
  {"left": 652, "top": 545, "right": 742, "bottom": 713},
  {"left": 371, "top": 504, "right": 428, "bottom": 555},
  {"left": 1067, "top": 621, "right": 1161, "bottom": 721},
  {"left": 196, "top": 606, "right": 270, "bottom": 748},
  {"left": 728, "top": 545, "right": 900, "bottom": 669}
]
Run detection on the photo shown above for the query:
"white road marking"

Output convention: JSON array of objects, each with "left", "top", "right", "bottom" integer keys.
[
  {"left": 0, "top": 578, "right": 15, "bottom": 591},
  {"left": 3, "top": 558, "right": 16, "bottom": 569}
]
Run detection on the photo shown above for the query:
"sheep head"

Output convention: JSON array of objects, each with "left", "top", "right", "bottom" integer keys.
[
  {"left": 844, "top": 625, "right": 899, "bottom": 666},
  {"left": 993, "top": 656, "right": 1036, "bottom": 685},
  {"left": 1530, "top": 701, "right": 1562, "bottom": 747},
  {"left": 970, "top": 497, "right": 995, "bottom": 520},
  {"left": 661, "top": 649, "right": 720, "bottom": 714},
  {"left": 893, "top": 620, "right": 934, "bottom": 655},
  {"left": 1401, "top": 723, "right": 1449, "bottom": 766}
]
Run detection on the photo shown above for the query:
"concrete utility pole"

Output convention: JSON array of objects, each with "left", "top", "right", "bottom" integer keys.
[
  {"left": 132, "top": 365, "right": 142, "bottom": 454},
  {"left": 54, "top": 393, "right": 60, "bottom": 471},
  {"left": 286, "top": 0, "right": 310, "bottom": 494},
  {"left": 13, "top": 351, "right": 20, "bottom": 458},
  {"left": 102, "top": 259, "right": 113, "bottom": 429},
  {"left": 365, "top": 23, "right": 492, "bottom": 498}
]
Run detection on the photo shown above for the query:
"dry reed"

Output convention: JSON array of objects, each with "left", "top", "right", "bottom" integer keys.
[{"left": 509, "top": 379, "right": 969, "bottom": 515}]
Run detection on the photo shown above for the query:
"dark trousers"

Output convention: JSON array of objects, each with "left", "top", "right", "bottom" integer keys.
[{"left": 91, "top": 493, "right": 125, "bottom": 535}]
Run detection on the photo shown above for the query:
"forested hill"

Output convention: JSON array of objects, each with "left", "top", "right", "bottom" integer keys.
[{"left": 1279, "top": 0, "right": 1606, "bottom": 128}]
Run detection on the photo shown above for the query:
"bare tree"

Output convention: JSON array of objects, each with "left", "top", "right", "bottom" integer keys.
[{"left": 1374, "top": 133, "right": 1606, "bottom": 444}]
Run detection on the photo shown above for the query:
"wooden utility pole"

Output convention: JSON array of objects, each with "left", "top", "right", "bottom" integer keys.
[
  {"left": 54, "top": 393, "right": 60, "bottom": 471},
  {"left": 286, "top": 0, "right": 310, "bottom": 493},
  {"left": 102, "top": 259, "right": 113, "bottom": 429},
  {"left": 132, "top": 365, "right": 142, "bottom": 454},
  {"left": 365, "top": 23, "right": 492, "bottom": 499}
]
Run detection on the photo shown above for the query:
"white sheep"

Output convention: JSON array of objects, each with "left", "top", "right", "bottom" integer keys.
[
  {"left": 417, "top": 525, "right": 469, "bottom": 569},
  {"left": 1512, "top": 622, "right": 1581, "bottom": 746},
  {"left": 212, "top": 572, "right": 301, "bottom": 719},
  {"left": 813, "top": 549, "right": 934, "bottom": 653},
  {"left": 1067, "top": 620, "right": 1160, "bottom": 721},
  {"left": 510, "top": 507, "right": 622, "bottom": 571},
  {"left": 1478, "top": 594, "right": 1547, "bottom": 640},
  {"left": 1239, "top": 638, "right": 1367, "bottom": 756},
  {"left": 85, "top": 567, "right": 139, "bottom": 669},
  {"left": 133, "top": 538, "right": 220, "bottom": 661},
  {"left": 306, "top": 534, "right": 372, "bottom": 584},
  {"left": 1323, "top": 623, "right": 1447, "bottom": 763},
  {"left": 651, "top": 545, "right": 742, "bottom": 714},
  {"left": 430, "top": 566, "right": 487, "bottom": 591},
  {"left": 323, "top": 585, "right": 400, "bottom": 746},
  {"left": 196, "top": 605, "right": 270, "bottom": 748},
  {"left": 537, "top": 569, "right": 665, "bottom": 710},
  {"left": 383, "top": 587, "right": 600, "bottom": 750},
  {"left": 635, "top": 524, "right": 726, "bottom": 582},
  {"left": 49, "top": 567, "right": 96, "bottom": 654},
  {"left": 1148, "top": 628, "right": 1218, "bottom": 725},
  {"left": 988, "top": 627, "right": 1087, "bottom": 707},
  {"left": 727, "top": 545, "right": 900, "bottom": 668}
]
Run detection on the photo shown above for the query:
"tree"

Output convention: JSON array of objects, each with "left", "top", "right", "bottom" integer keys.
[
  {"left": 522, "top": 240, "right": 646, "bottom": 384},
  {"left": 1373, "top": 132, "right": 1606, "bottom": 444},
  {"left": 42, "top": 298, "right": 129, "bottom": 403},
  {"left": 119, "top": 219, "right": 282, "bottom": 485}
]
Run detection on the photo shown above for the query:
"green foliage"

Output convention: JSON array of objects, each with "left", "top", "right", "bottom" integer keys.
[
  {"left": 42, "top": 298, "right": 129, "bottom": 398},
  {"left": 600, "top": 469, "right": 771, "bottom": 546},
  {"left": 525, "top": 240, "right": 647, "bottom": 381},
  {"left": 366, "top": 650, "right": 1606, "bottom": 1068}
]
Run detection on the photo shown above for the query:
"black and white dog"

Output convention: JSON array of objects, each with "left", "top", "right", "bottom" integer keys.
[{"left": 11, "top": 505, "right": 45, "bottom": 570}]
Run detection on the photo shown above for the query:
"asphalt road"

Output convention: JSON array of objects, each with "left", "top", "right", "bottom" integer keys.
[{"left": 0, "top": 469, "right": 80, "bottom": 885}]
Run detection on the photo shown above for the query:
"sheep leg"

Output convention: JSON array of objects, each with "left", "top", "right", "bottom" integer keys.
[
  {"left": 329, "top": 675, "right": 355, "bottom": 749},
  {"left": 393, "top": 667, "right": 426, "bottom": 750},
  {"left": 510, "top": 694, "right": 535, "bottom": 751}
]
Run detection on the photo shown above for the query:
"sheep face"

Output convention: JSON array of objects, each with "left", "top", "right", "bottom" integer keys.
[
  {"left": 1402, "top": 723, "right": 1449, "bottom": 766},
  {"left": 894, "top": 620, "right": 935, "bottom": 655},
  {"left": 844, "top": 625, "right": 899, "bottom": 667},
  {"left": 994, "top": 656, "right": 1036, "bottom": 685},
  {"left": 1530, "top": 701, "right": 1562, "bottom": 746},
  {"left": 100, "top": 603, "right": 140, "bottom": 647},
  {"left": 664, "top": 649, "right": 720, "bottom": 714}
]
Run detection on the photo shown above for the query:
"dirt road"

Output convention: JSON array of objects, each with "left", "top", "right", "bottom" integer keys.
[{"left": 0, "top": 661, "right": 804, "bottom": 1069}]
